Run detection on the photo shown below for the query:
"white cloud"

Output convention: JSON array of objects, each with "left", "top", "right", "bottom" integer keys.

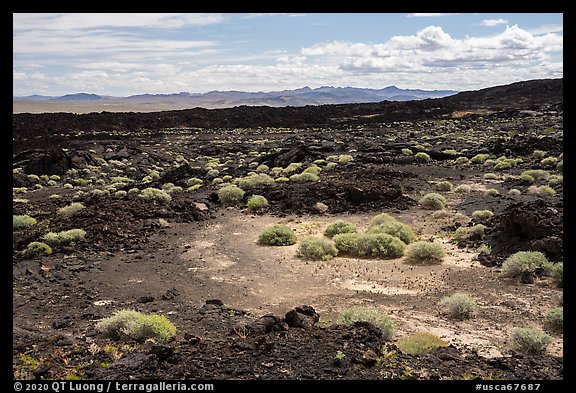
[{"left": 480, "top": 18, "right": 509, "bottom": 26}]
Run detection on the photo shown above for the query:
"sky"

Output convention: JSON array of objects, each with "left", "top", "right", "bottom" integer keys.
[{"left": 13, "top": 13, "right": 563, "bottom": 97}]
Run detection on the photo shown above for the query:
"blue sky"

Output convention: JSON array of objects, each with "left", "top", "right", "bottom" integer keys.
[{"left": 13, "top": 13, "right": 563, "bottom": 96}]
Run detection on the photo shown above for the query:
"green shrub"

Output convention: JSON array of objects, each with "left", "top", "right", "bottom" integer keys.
[
  {"left": 258, "top": 225, "right": 297, "bottom": 246},
  {"left": 439, "top": 293, "right": 478, "bottom": 319},
  {"left": 470, "top": 154, "right": 490, "bottom": 164},
  {"left": 501, "top": 251, "right": 548, "bottom": 278},
  {"left": 332, "top": 233, "right": 360, "bottom": 255},
  {"left": 367, "top": 221, "right": 415, "bottom": 244},
  {"left": 401, "top": 148, "right": 413, "bottom": 156},
  {"left": 96, "top": 309, "right": 176, "bottom": 343},
  {"left": 510, "top": 327, "right": 553, "bottom": 355},
  {"left": 298, "top": 236, "right": 338, "bottom": 260},
  {"left": 289, "top": 172, "right": 320, "bottom": 183},
  {"left": 247, "top": 195, "right": 268, "bottom": 212},
  {"left": 21, "top": 241, "right": 52, "bottom": 258},
  {"left": 324, "top": 220, "right": 358, "bottom": 238},
  {"left": 484, "top": 188, "right": 500, "bottom": 196},
  {"left": 545, "top": 262, "right": 563, "bottom": 286},
  {"left": 414, "top": 152, "right": 431, "bottom": 162},
  {"left": 233, "top": 173, "right": 275, "bottom": 189},
  {"left": 353, "top": 233, "right": 406, "bottom": 259},
  {"left": 483, "top": 173, "right": 498, "bottom": 180},
  {"left": 418, "top": 193, "right": 446, "bottom": 210},
  {"left": 217, "top": 184, "right": 245, "bottom": 206},
  {"left": 454, "top": 184, "right": 471, "bottom": 193},
  {"left": 338, "top": 155, "right": 353, "bottom": 164},
  {"left": 472, "top": 210, "right": 494, "bottom": 222},
  {"left": 532, "top": 150, "right": 546, "bottom": 159},
  {"left": 540, "top": 157, "right": 558, "bottom": 168},
  {"left": 57, "top": 202, "right": 85, "bottom": 218},
  {"left": 520, "top": 169, "right": 550, "bottom": 181},
  {"left": 397, "top": 332, "right": 448, "bottom": 355},
  {"left": 139, "top": 187, "right": 172, "bottom": 205},
  {"left": 455, "top": 157, "right": 469, "bottom": 165},
  {"left": 13, "top": 215, "right": 37, "bottom": 230},
  {"left": 303, "top": 165, "right": 322, "bottom": 175},
  {"left": 453, "top": 224, "right": 486, "bottom": 242},
  {"left": 337, "top": 307, "right": 395, "bottom": 340},
  {"left": 434, "top": 180, "right": 453, "bottom": 192},
  {"left": 405, "top": 241, "right": 446, "bottom": 264},
  {"left": 544, "top": 307, "right": 563, "bottom": 330},
  {"left": 43, "top": 229, "right": 87, "bottom": 246},
  {"left": 508, "top": 188, "right": 521, "bottom": 196},
  {"left": 368, "top": 212, "right": 397, "bottom": 227}
]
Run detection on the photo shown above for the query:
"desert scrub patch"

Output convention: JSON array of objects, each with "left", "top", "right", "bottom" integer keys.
[
  {"left": 520, "top": 169, "right": 550, "bottom": 181},
  {"left": 43, "top": 228, "right": 87, "bottom": 246},
  {"left": 368, "top": 212, "right": 397, "bottom": 227},
  {"left": 483, "top": 173, "right": 498, "bottom": 180},
  {"left": 401, "top": 148, "right": 413, "bottom": 156},
  {"left": 540, "top": 157, "right": 558, "bottom": 168},
  {"left": 13, "top": 214, "right": 37, "bottom": 230},
  {"left": 483, "top": 188, "right": 500, "bottom": 196},
  {"left": 453, "top": 224, "right": 486, "bottom": 242},
  {"left": 289, "top": 172, "right": 320, "bottom": 183},
  {"left": 139, "top": 187, "right": 172, "bottom": 205},
  {"left": 324, "top": 220, "right": 358, "bottom": 238},
  {"left": 501, "top": 251, "right": 548, "bottom": 278},
  {"left": 454, "top": 184, "right": 471, "bottom": 193},
  {"left": 257, "top": 224, "right": 297, "bottom": 246},
  {"left": 418, "top": 193, "right": 446, "bottom": 210},
  {"left": 337, "top": 307, "right": 395, "bottom": 340},
  {"left": 433, "top": 180, "right": 453, "bottom": 192},
  {"left": 96, "top": 309, "right": 176, "bottom": 343},
  {"left": 303, "top": 165, "right": 322, "bottom": 175},
  {"left": 454, "top": 157, "right": 469, "bottom": 165},
  {"left": 217, "top": 184, "right": 245, "bottom": 206},
  {"left": 352, "top": 233, "right": 406, "bottom": 259},
  {"left": 282, "top": 162, "right": 303, "bottom": 174},
  {"left": 246, "top": 195, "right": 268, "bottom": 212},
  {"left": 527, "top": 185, "right": 556, "bottom": 197},
  {"left": 332, "top": 233, "right": 360, "bottom": 255},
  {"left": 298, "top": 236, "right": 338, "bottom": 260},
  {"left": 367, "top": 221, "right": 415, "bottom": 244},
  {"left": 470, "top": 153, "right": 490, "bottom": 164},
  {"left": 233, "top": 173, "right": 275, "bottom": 189},
  {"left": 414, "top": 152, "right": 431, "bottom": 162},
  {"left": 396, "top": 332, "right": 448, "bottom": 355},
  {"left": 405, "top": 241, "right": 446, "bottom": 264},
  {"left": 21, "top": 241, "right": 52, "bottom": 258},
  {"left": 544, "top": 307, "right": 563, "bottom": 331},
  {"left": 532, "top": 150, "right": 547, "bottom": 159},
  {"left": 439, "top": 293, "right": 478, "bottom": 319},
  {"left": 57, "top": 202, "right": 85, "bottom": 218},
  {"left": 510, "top": 327, "right": 553, "bottom": 355},
  {"left": 471, "top": 210, "right": 494, "bottom": 222}
]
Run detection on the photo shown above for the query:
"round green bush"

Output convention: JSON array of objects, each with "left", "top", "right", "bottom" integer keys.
[
  {"left": 368, "top": 212, "right": 397, "bottom": 227},
  {"left": 332, "top": 233, "right": 360, "bottom": 255},
  {"left": 298, "top": 236, "right": 338, "bottom": 260},
  {"left": 434, "top": 180, "right": 453, "bottom": 192},
  {"left": 353, "top": 233, "right": 406, "bottom": 259},
  {"left": 337, "top": 306, "right": 395, "bottom": 340},
  {"left": 545, "top": 307, "right": 563, "bottom": 330},
  {"left": 397, "top": 332, "right": 448, "bottom": 355},
  {"left": 13, "top": 215, "right": 37, "bottom": 230},
  {"left": 439, "top": 293, "right": 478, "bottom": 319},
  {"left": 406, "top": 241, "right": 446, "bottom": 264},
  {"left": 501, "top": 251, "right": 548, "bottom": 278},
  {"left": 139, "top": 187, "right": 172, "bottom": 205},
  {"left": 247, "top": 195, "right": 268, "bottom": 212},
  {"left": 510, "top": 327, "right": 553, "bottom": 355},
  {"left": 217, "top": 184, "right": 245, "bottom": 206},
  {"left": 367, "top": 221, "right": 415, "bottom": 244},
  {"left": 324, "top": 220, "right": 358, "bottom": 238},
  {"left": 258, "top": 224, "right": 297, "bottom": 246},
  {"left": 21, "top": 241, "right": 52, "bottom": 258},
  {"left": 414, "top": 152, "right": 431, "bottom": 162},
  {"left": 418, "top": 193, "right": 446, "bottom": 210}
]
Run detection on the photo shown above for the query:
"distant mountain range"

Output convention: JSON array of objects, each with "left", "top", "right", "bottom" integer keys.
[{"left": 14, "top": 86, "right": 458, "bottom": 108}]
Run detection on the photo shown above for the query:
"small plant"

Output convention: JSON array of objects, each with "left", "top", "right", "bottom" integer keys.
[
  {"left": 96, "top": 309, "right": 177, "bottom": 343},
  {"left": 43, "top": 228, "right": 87, "bottom": 246},
  {"left": 453, "top": 224, "right": 486, "bottom": 242},
  {"left": 401, "top": 148, "right": 413, "bottom": 156},
  {"left": 353, "top": 233, "right": 406, "bottom": 259},
  {"left": 471, "top": 210, "right": 494, "bottom": 222},
  {"left": 520, "top": 169, "right": 550, "bottom": 181},
  {"left": 289, "top": 172, "right": 320, "bottom": 183},
  {"left": 57, "top": 202, "right": 86, "bottom": 218},
  {"left": 324, "top": 220, "right": 358, "bottom": 238},
  {"left": 484, "top": 188, "right": 500, "bottom": 196},
  {"left": 439, "top": 293, "right": 478, "bottom": 319},
  {"left": 483, "top": 173, "right": 498, "bottom": 180},
  {"left": 368, "top": 212, "right": 397, "bottom": 227},
  {"left": 139, "top": 187, "right": 172, "bottom": 205},
  {"left": 405, "top": 241, "right": 446, "bottom": 264},
  {"left": 21, "top": 241, "right": 52, "bottom": 258},
  {"left": 414, "top": 152, "right": 431, "bottom": 162},
  {"left": 455, "top": 157, "right": 469, "bottom": 165},
  {"left": 501, "top": 251, "right": 548, "bottom": 278},
  {"left": 13, "top": 215, "right": 37, "bottom": 230},
  {"left": 247, "top": 195, "right": 268, "bottom": 212},
  {"left": 337, "top": 306, "right": 395, "bottom": 340},
  {"left": 367, "top": 221, "right": 415, "bottom": 244},
  {"left": 418, "top": 193, "right": 446, "bottom": 210},
  {"left": 217, "top": 184, "right": 245, "bottom": 206},
  {"left": 544, "top": 307, "right": 563, "bottom": 331},
  {"left": 508, "top": 188, "right": 521, "bottom": 196},
  {"left": 335, "top": 350, "right": 346, "bottom": 360},
  {"left": 510, "top": 327, "right": 553, "bottom": 355},
  {"left": 454, "top": 184, "right": 471, "bottom": 193},
  {"left": 434, "top": 180, "right": 453, "bottom": 192},
  {"left": 298, "top": 236, "right": 338, "bottom": 260},
  {"left": 397, "top": 332, "right": 448, "bottom": 355},
  {"left": 470, "top": 154, "right": 490, "bottom": 164},
  {"left": 258, "top": 224, "right": 297, "bottom": 246}
]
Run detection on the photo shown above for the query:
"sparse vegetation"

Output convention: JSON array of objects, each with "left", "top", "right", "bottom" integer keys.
[
  {"left": 405, "top": 241, "right": 446, "bottom": 264},
  {"left": 57, "top": 202, "right": 86, "bottom": 218},
  {"left": 501, "top": 251, "right": 549, "bottom": 278},
  {"left": 510, "top": 327, "right": 553, "bottom": 355},
  {"left": 217, "top": 184, "right": 245, "bottom": 206},
  {"left": 471, "top": 210, "right": 494, "bottom": 222},
  {"left": 96, "top": 309, "right": 176, "bottom": 343},
  {"left": 367, "top": 220, "right": 415, "bottom": 244},
  {"left": 439, "top": 293, "right": 478, "bottom": 319},
  {"left": 397, "top": 332, "right": 448, "bottom": 355},
  {"left": 247, "top": 195, "right": 268, "bottom": 212},
  {"left": 337, "top": 306, "right": 395, "bottom": 339},
  {"left": 43, "top": 228, "right": 87, "bottom": 246},
  {"left": 298, "top": 236, "right": 338, "bottom": 260},
  {"left": 139, "top": 187, "right": 172, "bottom": 205},
  {"left": 544, "top": 307, "right": 563, "bottom": 331},
  {"left": 13, "top": 215, "right": 37, "bottom": 230},
  {"left": 258, "top": 225, "right": 297, "bottom": 246},
  {"left": 21, "top": 241, "right": 53, "bottom": 258},
  {"left": 418, "top": 193, "right": 446, "bottom": 210},
  {"left": 324, "top": 220, "right": 358, "bottom": 238}
]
